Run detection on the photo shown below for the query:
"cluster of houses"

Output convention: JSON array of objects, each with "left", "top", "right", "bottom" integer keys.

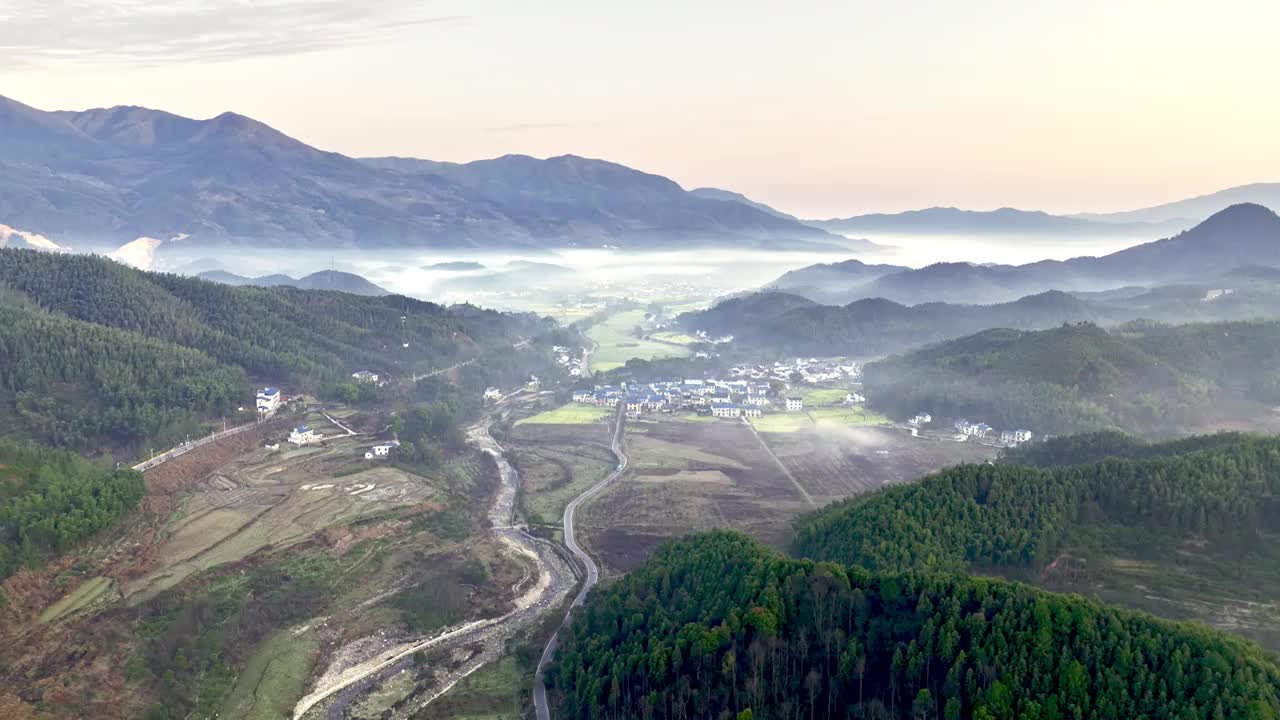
[
  {"left": 694, "top": 329, "right": 735, "bottom": 344},
  {"left": 553, "top": 345, "right": 587, "bottom": 377},
  {"left": 572, "top": 378, "right": 817, "bottom": 421},
  {"left": 727, "top": 357, "right": 861, "bottom": 385},
  {"left": 954, "top": 418, "right": 1033, "bottom": 445}
]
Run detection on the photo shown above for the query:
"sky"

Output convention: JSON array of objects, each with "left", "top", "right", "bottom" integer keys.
[{"left": 2, "top": 0, "right": 1278, "bottom": 218}]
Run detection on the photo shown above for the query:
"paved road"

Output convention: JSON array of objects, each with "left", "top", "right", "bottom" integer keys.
[
  {"left": 131, "top": 419, "right": 260, "bottom": 472},
  {"left": 533, "top": 405, "right": 628, "bottom": 720}
]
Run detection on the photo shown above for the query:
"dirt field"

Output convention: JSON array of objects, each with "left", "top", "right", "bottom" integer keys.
[
  {"left": 578, "top": 417, "right": 996, "bottom": 575},
  {"left": 504, "top": 421, "right": 616, "bottom": 526},
  {"left": 759, "top": 425, "right": 997, "bottom": 504},
  {"left": 578, "top": 418, "right": 811, "bottom": 574}
]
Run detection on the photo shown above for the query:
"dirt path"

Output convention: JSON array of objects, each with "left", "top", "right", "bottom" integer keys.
[
  {"left": 742, "top": 418, "right": 817, "bottom": 509},
  {"left": 534, "top": 405, "right": 628, "bottom": 720}
]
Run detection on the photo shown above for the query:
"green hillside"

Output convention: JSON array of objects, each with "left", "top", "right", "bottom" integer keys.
[
  {"left": 552, "top": 531, "right": 1280, "bottom": 720},
  {"left": 0, "top": 249, "right": 560, "bottom": 451},
  {"left": 863, "top": 321, "right": 1280, "bottom": 435},
  {"left": 792, "top": 433, "right": 1280, "bottom": 649}
]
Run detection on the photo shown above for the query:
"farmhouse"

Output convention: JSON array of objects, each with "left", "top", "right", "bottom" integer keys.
[
  {"left": 785, "top": 397, "right": 804, "bottom": 412},
  {"left": 364, "top": 442, "right": 398, "bottom": 459},
  {"left": 910, "top": 412, "right": 932, "bottom": 426},
  {"left": 845, "top": 392, "right": 866, "bottom": 404},
  {"left": 256, "top": 387, "right": 282, "bottom": 415},
  {"left": 288, "top": 426, "right": 320, "bottom": 445},
  {"left": 711, "top": 404, "right": 742, "bottom": 419},
  {"left": 1001, "top": 429, "right": 1033, "bottom": 444},
  {"left": 351, "top": 370, "right": 380, "bottom": 384},
  {"left": 484, "top": 387, "right": 503, "bottom": 401}
]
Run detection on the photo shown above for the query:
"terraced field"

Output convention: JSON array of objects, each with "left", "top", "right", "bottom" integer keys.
[{"left": 124, "top": 434, "right": 443, "bottom": 601}]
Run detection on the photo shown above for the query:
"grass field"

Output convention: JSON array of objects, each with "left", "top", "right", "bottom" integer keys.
[
  {"left": 801, "top": 388, "right": 849, "bottom": 404},
  {"left": 586, "top": 309, "right": 691, "bottom": 371},
  {"left": 514, "top": 403, "right": 613, "bottom": 426},
  {"left": 37, "top": 576, "right": 116, "bottom": 623},
  {"left": 809, "top": 406, "right": 891, "bottom": 426},
  {"left": 221, "top": 629, "right": 319, "bottom": 720},
  {"left": 650, "top": 331, "right": 700, "bottom": 345},
  {"left": 748, "top": 407, "right": 890, "bottom": 433},
  {"left": 748, "top": 413, "right": 815, "bottom": 432},
  {"left": 414, "top": 655, "right": 522, "bottom": 720}
]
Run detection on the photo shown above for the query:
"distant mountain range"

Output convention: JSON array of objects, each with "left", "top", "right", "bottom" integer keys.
[
  {"left": 810, "top": 206, "right": 1174, "bottom": 237},
  {"left": 770, "top": 203, "right": 1280, "bottom": 304},
  {"left": 197, "top": 269, "right": 389, "bottom": 296},
  {"left": 0, "top": 94, "right": 854, "bottom": 252},
  {"left": 1073, "top": 182, "right": 1280, "bottom": 225}
]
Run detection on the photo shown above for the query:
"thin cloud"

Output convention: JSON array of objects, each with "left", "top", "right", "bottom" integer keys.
[
  {"left": 0, "top": 1, "right": 466, "bottom": 66},
  {"left": 484, "top": 122, "right": 571, "bottom": 134}
]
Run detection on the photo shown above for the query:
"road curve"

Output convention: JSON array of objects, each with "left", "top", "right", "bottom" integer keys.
[{"left": 533, "top": 405, "right": 628, "bottom": 720}]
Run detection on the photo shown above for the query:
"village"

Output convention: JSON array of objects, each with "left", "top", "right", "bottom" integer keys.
[{"left": 568, "top": 356, "right": 869, "bottom": 422}]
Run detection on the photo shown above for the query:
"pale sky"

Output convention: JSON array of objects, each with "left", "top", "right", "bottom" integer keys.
[{"left": 2, "top": 0, "right": 1278, "bottom": 218}]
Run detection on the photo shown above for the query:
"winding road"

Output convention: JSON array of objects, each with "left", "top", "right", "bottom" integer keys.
[{"left": 533, "top": 405, "right": 629, "bottom": 720}]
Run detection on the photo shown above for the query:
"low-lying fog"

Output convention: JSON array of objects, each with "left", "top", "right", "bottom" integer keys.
[{"left": 153, "top": 230, "right": 1151, "bottom": 310}]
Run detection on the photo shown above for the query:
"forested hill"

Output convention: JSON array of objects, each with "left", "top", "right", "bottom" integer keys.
[
  {"left": 863, "top": 320, "right": 1280, "bottom": 435},
  {"left": 681, "top": 290, "right": 1110, "bottom": 357},
  {"left": 793, "top": 433, "right": 1280, "bottom": 573},
  {"left": 0, "top": 249, "right": 559, "bottom": 450},
  {"left": 551, "top": 531, "right": 1280, "bottom": 720}
]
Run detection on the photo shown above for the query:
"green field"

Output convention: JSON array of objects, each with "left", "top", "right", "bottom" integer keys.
[
  {"left": 802, "top": 388, "right": 849, "bottom": 405},
  {"left": 750, "top": 407, "right": 891, "bottom": 433},
  {"left": 515, "top": 403, "right": 614, "bottom": 425},
  {"left": 587, "top": 310, "right": 692, "bottom": 371},
  {"left": 220, "top": 629, "right": 319, "bottom": 720},
  {"left": 415, "top": 656, "right": 522, "bottom": 720},
  {"left": 748, "top": 413, "right": 816, "bottom": 433},
  {"left": 38, "top": 576, "right": 116, "bottom": 623},
  {"left": 809, "top": 407, "right": 891, "bottom": 426},
  {"left": 650, "top": 331, "right": 700, "bottom": 345}
]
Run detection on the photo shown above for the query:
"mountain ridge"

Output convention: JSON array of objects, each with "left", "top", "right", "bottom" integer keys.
[{"left": 0, "top": 95, "right": 849, "bottom": 252}]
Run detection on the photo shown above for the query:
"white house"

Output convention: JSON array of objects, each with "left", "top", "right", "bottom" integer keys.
[
  {"left": 256, "top": 387, "right": 282, "bottom": 415},
  {"left": 744, "top": 395, "right": 770, "bottom": 407},
  {"left": 351, "top": 370, "right": 380, "bottom": 384},
  {"left": 289, "top": 426, "right": 320, "bottom": 445},
  {"left": 365, "top": 443, "right": 397, "bottom": 459},
  {"left": 484, "top": 387, "right": 503, "bottom": 401},
  {"left": 742, "top": 407, "right": 763, "bottom": 418},
  {"left": 910, "top": 413, "right": 932, "bottom": 426},
  {"left": 711, "top": 404, "right": 742, "bottom": 418},
  {"left": 1002, "top": 429, "right": 1033, "bottom": 444},
  {"left": 845, "top": 392, "right": 866, "bottom": 404},
  {"left": 785, "top": 397, "right": 804, "bottom": 412},
  {"left": 572, "top": 390, "right": 595, "bottom": 404}
]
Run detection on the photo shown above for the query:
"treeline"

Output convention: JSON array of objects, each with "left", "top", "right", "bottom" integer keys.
[
  {"left": 551, "top": 531, "right": 1280, "bottom": 720},
  {"left": 863, "top": 321, "right": 1280, "bottom": 435},
  {"left": 792, "top": 434, "right": 1280, "bottom": 574},
  {"left": 999, "top": 430, "right": 1258, "bottom": 468},
  {"left": 0, "top": 441, "right": 144, "bottom": 579}
]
